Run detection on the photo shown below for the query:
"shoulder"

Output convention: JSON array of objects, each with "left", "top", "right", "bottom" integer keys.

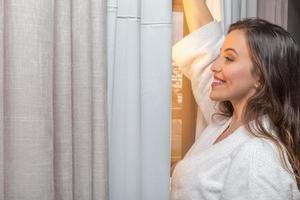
[
  {"left": 230, "top": 137, "right": 296, "bottom": 187},
  {"left": 222, "top": 137, "right": 299, "bottom": 199},
  {"left": 231, "top": 137, "right": 285, "bottom": 168}
]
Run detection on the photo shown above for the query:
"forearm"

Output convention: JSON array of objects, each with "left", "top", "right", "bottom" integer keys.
[{"left": 183, "top": 0, "right": 213, "bottom": 32}]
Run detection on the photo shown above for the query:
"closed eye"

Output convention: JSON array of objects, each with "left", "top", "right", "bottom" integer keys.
[{"left": 225, "top": 56, "right": 234, "bottom": 62}]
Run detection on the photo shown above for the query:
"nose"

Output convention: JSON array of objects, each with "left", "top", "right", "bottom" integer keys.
[{"left": 211, "top": 57, "right": 222, "bottom": 72}]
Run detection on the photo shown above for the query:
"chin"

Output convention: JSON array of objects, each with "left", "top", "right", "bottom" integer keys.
[{"left": 209, "top": 93, "right": 227, "bottom": 101}]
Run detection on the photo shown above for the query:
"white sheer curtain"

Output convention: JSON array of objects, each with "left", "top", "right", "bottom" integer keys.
[
  {"left": 107, "top": 0, "right": 172, "bottom": 199},
  {"left": 0, "top": 0, "right": 108, "bottom": 199}
]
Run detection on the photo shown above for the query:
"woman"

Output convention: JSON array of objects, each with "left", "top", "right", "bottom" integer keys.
[{"left": 171, "top": 0, "right": 300, "bottom": 199}]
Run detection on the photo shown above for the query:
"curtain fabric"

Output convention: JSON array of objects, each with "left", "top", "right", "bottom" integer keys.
[
  {"left": 107, "top": 0, "right": 172, "bottom": 200},
  {"left": 257, "top": 0, "right": 288, "bottom": 29},
  {"left": 220, "top": 0, "right": 257, "bottom": 33},
  {"left": 206, "top": 0, "right": 258, "bottom": 33},
  {"left": 0, "top": 0, "right": 108, "bottom": 199}
]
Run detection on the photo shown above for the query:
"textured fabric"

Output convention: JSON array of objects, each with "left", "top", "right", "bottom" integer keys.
[
  {"left": 221, "top": 0, "right": 257, "bottom": 33},
  {"left": 257, "top": 0, "right": 288, "bottom": 29},
  {"left": 107, "top": 0, "right": 172, "bottom": 200},
  {"left": 0, "top": 0, "right": 108, "bottom": 199},
  {"left": 171, "top": 20, "right": 300, "bottom": 200},
  {"left": 172, "top": 120, "right": 300, "bottom": 199},
  {"left": 206, "top": 0, "right": 258, "bottom": 34}
]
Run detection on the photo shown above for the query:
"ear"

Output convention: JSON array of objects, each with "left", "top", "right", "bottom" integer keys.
[{"left": 254, "top": 80, "right": 263, "bottom": 90}]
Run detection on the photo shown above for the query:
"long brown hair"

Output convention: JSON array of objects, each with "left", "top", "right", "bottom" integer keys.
[{"left": 219, "top": 18, "right": 300, "bottom": 188}]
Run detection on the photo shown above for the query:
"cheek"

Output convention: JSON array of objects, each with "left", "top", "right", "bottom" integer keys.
[{"left": 225, "top": 66, "right": 255, "bottom": 89}]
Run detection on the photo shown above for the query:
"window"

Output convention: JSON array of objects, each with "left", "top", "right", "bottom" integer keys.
[{"left": 171, "top": 0, "right": 197, "bottom": 173}]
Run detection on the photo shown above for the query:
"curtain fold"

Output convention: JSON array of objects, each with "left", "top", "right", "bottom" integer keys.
[
  {"left": 257, "top": 0, "right": 288, "bottom": 29},
  {"left": 0, "top": 0, "right": 4, "bottom": 199},
  {"left": 140, "top": 1, "right": 172, "bottom": 198},
  {"left": 107, "top": 0, "right": 172, "bottom": 199},
  {"left": 220, "top": 0, "right": 257, "bottom": 33},
  {"left": 0, "top": 0, "right": 108, "bottom": 199}
]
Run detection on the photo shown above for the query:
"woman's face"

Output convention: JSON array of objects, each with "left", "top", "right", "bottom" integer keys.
[{"left": 209, "top": 29, "right": 259, "bottom": 103}]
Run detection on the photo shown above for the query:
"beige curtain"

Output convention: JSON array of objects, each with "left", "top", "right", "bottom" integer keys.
[
  {"left": 0, "top": 0, "right": 108, "bottom": 199},
  {"left": 257, "top": 0, "right": 288, "bottom": 29}
]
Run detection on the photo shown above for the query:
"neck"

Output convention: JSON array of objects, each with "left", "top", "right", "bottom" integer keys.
[{"left": 230, "top": 98, "right": 248, "bottom": 129}]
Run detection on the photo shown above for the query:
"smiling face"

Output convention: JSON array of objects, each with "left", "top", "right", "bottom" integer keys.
[{"left": 209, "top": 29, "right": 260, "bottom": 104}]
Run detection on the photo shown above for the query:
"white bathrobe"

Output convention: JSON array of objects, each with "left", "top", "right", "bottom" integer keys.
[{"left": 171, "top": 20, "right": 300, "bottom": 200}]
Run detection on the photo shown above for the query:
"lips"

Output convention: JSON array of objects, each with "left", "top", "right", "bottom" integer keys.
[{"left": 212, "top": 76, "right": 226, "bottom": 86}]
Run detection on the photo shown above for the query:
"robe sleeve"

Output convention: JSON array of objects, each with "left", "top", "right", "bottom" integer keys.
[{"left": 172, "top": 20, "right": 224, "bottom": 125}]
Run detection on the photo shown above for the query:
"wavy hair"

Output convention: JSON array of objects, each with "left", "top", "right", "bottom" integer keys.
[{"left": 218, "top": 18, "right": 300, "bottom": 188}]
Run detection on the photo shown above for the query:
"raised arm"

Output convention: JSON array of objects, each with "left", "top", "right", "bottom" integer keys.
[
  {"left": 173, "top": 0, "right": 224, "bottom": 129},
  {"left": 183, "top": 0, "right": 214, "bottom": 32}
]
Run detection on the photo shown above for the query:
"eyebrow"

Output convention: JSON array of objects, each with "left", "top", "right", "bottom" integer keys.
[{"left": 220, "top": 48, "right": 239, "bottom": 56}]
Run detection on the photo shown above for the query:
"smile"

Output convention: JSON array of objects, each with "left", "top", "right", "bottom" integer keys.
[{"left": 212, "top": 77, "right": 226, "bottom": 86}]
